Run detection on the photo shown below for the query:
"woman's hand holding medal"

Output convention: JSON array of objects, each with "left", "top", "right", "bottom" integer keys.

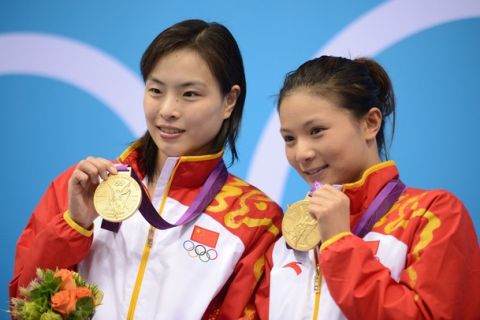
[
  {"left": 308, "top": 183, "right": 350, "bottom": 242},
  {"left": 68, "top": 157, "right": 118, "bottom": 229},
  {"left": 283, "top": 181, "right": 350, "bottom": 251}
]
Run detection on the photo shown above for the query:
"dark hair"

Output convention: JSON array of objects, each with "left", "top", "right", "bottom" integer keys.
[
  {"left": 137, "top": 19, "right": 246, "bottom": 180},
  {"left": 278, "top": 55, "right": 395, "bottom": 159}
]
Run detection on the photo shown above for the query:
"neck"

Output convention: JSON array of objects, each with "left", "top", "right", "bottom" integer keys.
[
  {"left": 145, "top": 152, "right": 165, "bottom": 196},
  {"left": 364, "top": 146, "right": 382, "bottom": 170}
]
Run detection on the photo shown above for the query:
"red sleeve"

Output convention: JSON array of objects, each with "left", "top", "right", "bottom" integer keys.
[
  {"left": 9, "top": 166, "right": 93, "bottom": 299},
  {"left": 320, "top": 192, "right": 480, "bottom": 319},
  {"left": 254, "top": 242, "right": 274, "bottom": 320},
  {"left": 203, "top": 205, "right": 282, "bottom": 320}
]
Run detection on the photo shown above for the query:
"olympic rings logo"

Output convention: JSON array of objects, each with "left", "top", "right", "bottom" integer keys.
[{"left": 183, "top": 240, "right": 218, "bottom": 262}]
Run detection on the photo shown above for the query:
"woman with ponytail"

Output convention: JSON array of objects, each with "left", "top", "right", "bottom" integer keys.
[{"left": 256, "top": 55, "right": 480, "bottom": 319}]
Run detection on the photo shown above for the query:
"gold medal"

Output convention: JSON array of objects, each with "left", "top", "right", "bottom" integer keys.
[
  {"left": 93, "top": 169, "right": 142, "bottom": 222},
  {"left": 282, "top": 199, "right": 321, "bottom": 251}
]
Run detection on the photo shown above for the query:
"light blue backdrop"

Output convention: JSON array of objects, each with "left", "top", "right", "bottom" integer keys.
[{"left": 1, "top": 0, "right": 479, "bottom": 316}]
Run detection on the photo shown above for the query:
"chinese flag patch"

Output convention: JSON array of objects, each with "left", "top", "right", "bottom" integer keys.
[
  {"left": 282, "top": 261, "right": 303, "bottom": 275},
  {"left": 191, "top": 225, "right": 219, "bottom": 248}
]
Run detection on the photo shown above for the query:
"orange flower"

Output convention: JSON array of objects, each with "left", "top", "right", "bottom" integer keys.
[
  {"left": 54, "top": 269, "right": 77, "bottom": 290},
  {"left": 51, "top": 289, "right": 77, "bottom": 316},
  {"left": 75, "top": 287, "right": 93, "bottom": 299}
]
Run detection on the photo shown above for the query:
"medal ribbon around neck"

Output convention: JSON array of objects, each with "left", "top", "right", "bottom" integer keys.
[
  {"left": 351, "top": 178, "right": 405, "bottom": 238},
  {"left": 100, "top": 160, "right": 228, "bottom": 233},
  {"left": 283, "top": 178, "right": 406, "bottom": 251}
]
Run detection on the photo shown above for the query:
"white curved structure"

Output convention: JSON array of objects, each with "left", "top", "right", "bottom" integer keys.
[
  {"left": 0, "top": 32, "right": 146, "bottom": 136},
  {"left": 247, "top": 0, "right": 480, "bottom": 202}
]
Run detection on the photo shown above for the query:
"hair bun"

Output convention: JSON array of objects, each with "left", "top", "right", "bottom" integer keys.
[{"left": 354, "top": 58, "right": 395, "bottom": 117}]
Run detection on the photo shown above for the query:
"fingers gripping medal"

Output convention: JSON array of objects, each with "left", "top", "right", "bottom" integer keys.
[
  {"left": 283, "top": 181, "right": 342, "bottom": 251},
  {"left": 93, "top": 165, "right": 142, "bottom": 222}
]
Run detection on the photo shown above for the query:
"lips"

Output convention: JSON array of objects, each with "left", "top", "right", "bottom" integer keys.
[
  {"left": 302, "top": 164, "right": 328, "bottom": 176},
  {"left": 157, "top": 125, "right": 185, "bottom": 139}
]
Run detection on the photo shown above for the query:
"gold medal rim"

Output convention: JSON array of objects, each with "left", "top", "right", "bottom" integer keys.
[
  {"left": 93, "top": 174, "right": 142, "bottom": 222},
  {"left": 282, "top": 199, "right": 321, "bottom": 251}
]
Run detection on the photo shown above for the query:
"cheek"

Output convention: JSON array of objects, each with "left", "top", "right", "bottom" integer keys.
[
  {"left": 202, "top": 107, "right": 227, "bottom": 128},
  {"left": 323, "top": 134, "right": 350, "bottom": 158},
  {"left": 326, "top": 135, "right": 362, "bottom": 169},
  {"left": 143, "top": 101, "right": 157, "bottom": 121},
  {"left": 285, "top": 148, "right": 307, "bottom": 180},
  {"left": 285, "top": 147, "right": 298, "bottom": 167},
  {"left": 143, "top": 96, "right": 152, "bottom": 115},
  {"left": 142, "top": 92, "right": 150, "bottom": 107}
]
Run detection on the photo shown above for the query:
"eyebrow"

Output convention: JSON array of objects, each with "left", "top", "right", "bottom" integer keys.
[
  {"left": 303, "top": 119, "right": 318, "bottom": 127},
  {"left": 279, "top": 127, "right": 291, "bottom": 134},
  {"left": 147, "top": 77, "right": 206, "bottom": 88},
  {"left": 280, "top": 119, "right": 318, "bottom": 134}
]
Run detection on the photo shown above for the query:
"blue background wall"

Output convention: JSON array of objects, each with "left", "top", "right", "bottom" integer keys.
[{"left": 1, "top": 0, "right": 479, "bottom": 315}]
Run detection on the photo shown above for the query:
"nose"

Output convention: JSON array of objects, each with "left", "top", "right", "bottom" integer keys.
[
  {"left": 295, "top": 139, "right": 315, "bottom": 164},
  {"left": 159, "top": 95, "right": 180, "bottom": 120}
]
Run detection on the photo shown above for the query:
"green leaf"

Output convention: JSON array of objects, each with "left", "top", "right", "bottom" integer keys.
[
  {"left": 76, "top": 297, "right": 94, "bottom": 314},
  {"left": 64, "top": 297, "right": 95, "bottom": 320},
  {"left": 72, "top": 272, "right": 87, "bottom": 288}
]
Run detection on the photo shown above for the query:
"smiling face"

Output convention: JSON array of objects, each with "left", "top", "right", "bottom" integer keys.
[
  {"left": 143, "top": 48, "right": 238, "bottom": 166},
  {"left": 279, "top": 89, "right": 381, "bottom": 186}
]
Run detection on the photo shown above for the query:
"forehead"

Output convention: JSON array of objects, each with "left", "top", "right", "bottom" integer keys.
[
  {"left": 279, "top": 89, "right": 358, "bottom": 130},
  {"left": 280, "top": 90, "right": 343, "bottom": 117},
  {"left": 149, "top": 48, "right": 216, "bottom": 84}
]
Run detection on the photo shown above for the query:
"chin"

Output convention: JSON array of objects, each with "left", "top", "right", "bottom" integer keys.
[{"left": 158, "top": 147, "right": 185, "bottom": 158}]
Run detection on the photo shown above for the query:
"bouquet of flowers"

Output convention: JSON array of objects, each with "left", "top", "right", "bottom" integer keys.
[{"left": 10, "top": 268, "right": 103, "bottom": 320}]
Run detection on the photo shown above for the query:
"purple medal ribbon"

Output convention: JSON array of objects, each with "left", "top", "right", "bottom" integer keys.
[
  {"left": 351, "top": 178, "right": 406, "bottom": 238},
  {"left": 101, "top": 160, "right": 228, "bottom": 232},
  {"left": 309, "top": 178, "right": 406, "bottom": 238},
  {"left": 285, "top": 177, "right": 406, "bottom": 249}
]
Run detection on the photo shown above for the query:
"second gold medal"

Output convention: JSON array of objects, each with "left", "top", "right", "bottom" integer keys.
[{"left": 282, "top": 199, "right": 321, "bottom": 251}]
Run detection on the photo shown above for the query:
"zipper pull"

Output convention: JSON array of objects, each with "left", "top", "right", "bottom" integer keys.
[
  {"left": 314, "top": 265, "right": 320, "bottom": 294},
  {"left": 146, "top": 226, "right": 155, "bottom": 248},
  {"left": 313, "top": 246, "right": 321, "bottom": 294}
]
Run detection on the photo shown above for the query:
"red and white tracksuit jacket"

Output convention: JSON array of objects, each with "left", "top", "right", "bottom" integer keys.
[
  {"left": 256, "top": 161, "right": 480, "bottom": 319},
  {"left": 10, "top": 143, "right": 282, "bottom": 319}
]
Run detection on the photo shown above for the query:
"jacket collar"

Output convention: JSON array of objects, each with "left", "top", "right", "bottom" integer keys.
[
  {"left": 117, "top": 140, "right": 224, "bottom": 189},
  {"left": 342, "top": 160, "right": 399, "bottom": 228}
]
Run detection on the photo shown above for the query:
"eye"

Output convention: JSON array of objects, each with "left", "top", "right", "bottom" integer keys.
[
  {"left": 148, "top": 87, "right": 161, "bottom": 95},
  {"left": 183, "top": 91, "right": 200, "bottom": 98},
  {"left": 282, "top": 135, "right": 295, "bottom": 143},
  {"left": 310, "top": 127, "right": 323, "bottom": 135}
]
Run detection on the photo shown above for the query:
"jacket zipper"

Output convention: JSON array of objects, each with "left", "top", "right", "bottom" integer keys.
[
  {"left": 312, "top": 247, "right": 322, "bottom": 320},
  {"left": 126, "top": 226, "right": 156, "bottom": 319}
]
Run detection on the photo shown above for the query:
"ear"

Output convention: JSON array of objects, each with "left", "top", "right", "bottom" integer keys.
[
  {"left": 362, "top": 107, "right": 382, "bottom": 141},
  {"left": 223, "top": 85, "right": 241, "bottom": 119}
]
